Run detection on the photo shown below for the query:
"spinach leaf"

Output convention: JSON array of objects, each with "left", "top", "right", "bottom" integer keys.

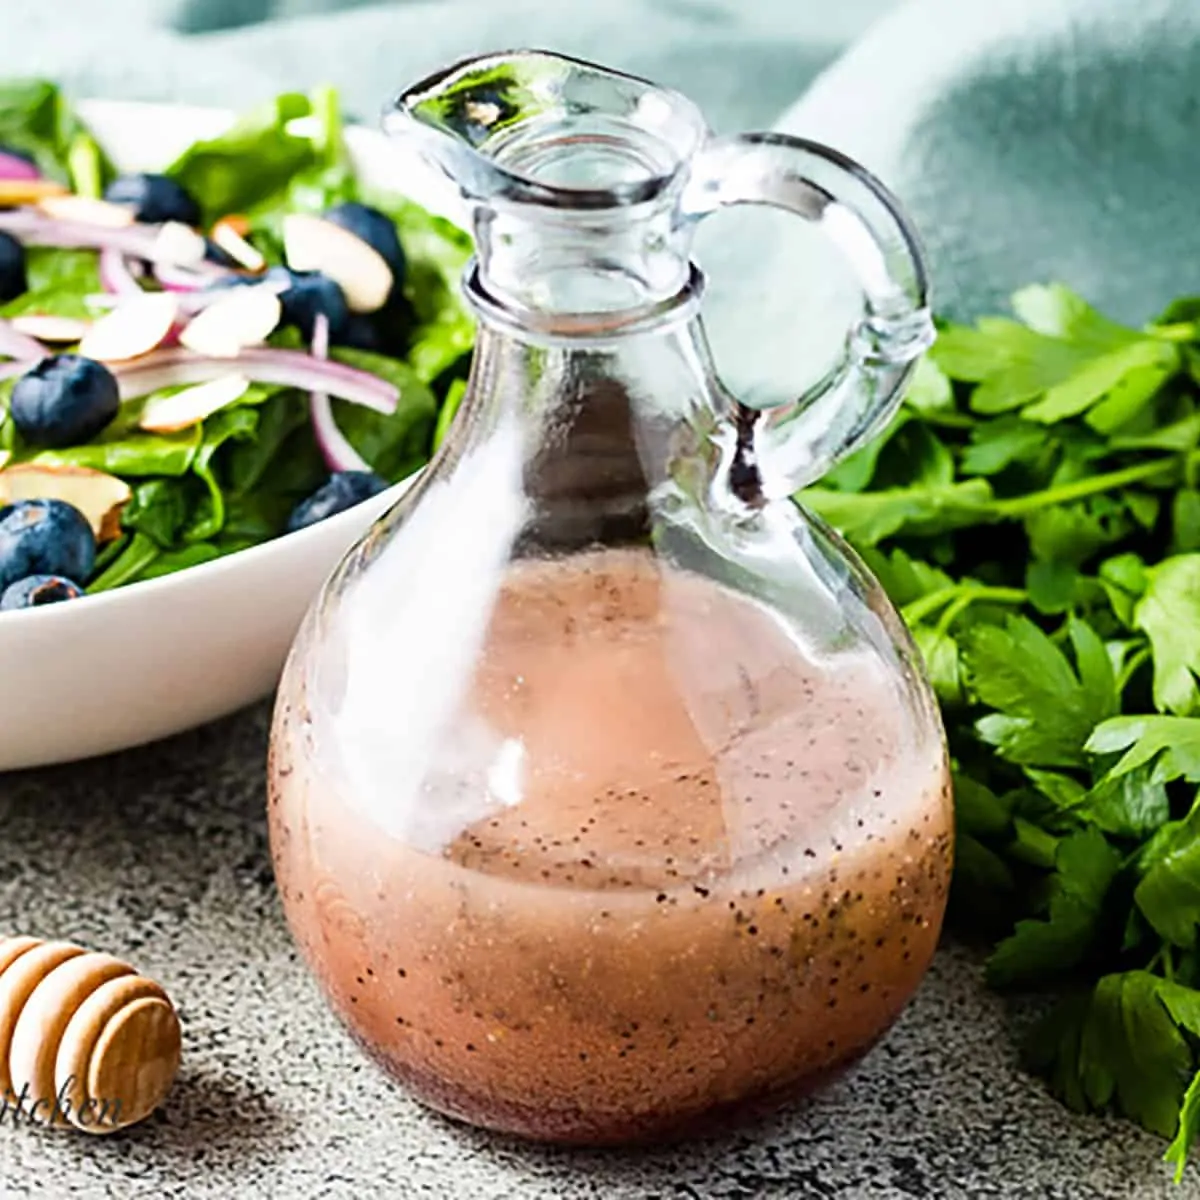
[
  {"left": 361, "top": 191, "right": 474, "bottom": 385},
  {"left": 87, "top": 532, "right": 160, "bottom": 592},
  {"left": 30, "top": 425, "right": 200, "bottom": 476},
  {"left": 0, "top": 80, "right": 113, "bottom": 183},
  {"left": 329, "top": 347, "right": 438, "bottom": 480},
  {"left": 1, "top": 249, "right": 101, "bottom": 320},
  {"left": 165, "top": 90, "right": 325, "bottom": 223}
]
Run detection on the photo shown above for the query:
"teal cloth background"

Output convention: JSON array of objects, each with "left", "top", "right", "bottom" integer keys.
[
  {"left": 0, "top": 0, "right": 895, "bottom": 131},
  {"left": 4, "top": 0, "right": 1200, "bottom": 392},
  {"left": 779, "top": 0, "right": 1200, "bottom": 325}
]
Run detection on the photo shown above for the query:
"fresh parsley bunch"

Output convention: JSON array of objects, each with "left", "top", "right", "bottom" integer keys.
[{"left": 798, "top": 283, "right": 1200, "bottom": 1180}]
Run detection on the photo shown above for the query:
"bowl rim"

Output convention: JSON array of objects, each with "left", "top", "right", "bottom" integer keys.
[{"left": 0, "top": 95, "right": 458, "bottom": 627}]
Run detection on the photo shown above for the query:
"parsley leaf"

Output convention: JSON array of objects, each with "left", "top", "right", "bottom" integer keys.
[
  {"left": 1133, "top": 555, "right": 1200, "bottom": 715},
  {"left": 798, "top": 280, "right": 1200, "bottom": 1164},
  {"left": 1087, "top": 716, "right": 1200, "bottom": 783},
  {"left": 1077, "top": 767, "right": 1170, "bottom": 841},
  {"left": 1024, "top": 499, "right": 1135, "bottom": 567},
  {"left": 1077, "top": 973, "right": 1192, "bottom": 1137},
  {"left": 1165, "top": 1071, "right": 1200, "bottom": 1182},
  {"left": 964, "top": 616, "right": 1118, "bottom": 767},
  {"left": 959, "top": 417, "right": 1049, "bottom": 476},
  {"left": 1011, "top": 283, "right": 1138, "bottom": 344},
  {"left": 1134, "top": 801, "right": 1200, "bottom": 948},
  {"left": 1024, "top": 339, "right": 1178, "bottom": 425},
  {"left": 932, "top": 295, "right": 1174, "bottom": 425},
  {"left": 986, "top": 828, "right": 1121, "bottom": 986}
]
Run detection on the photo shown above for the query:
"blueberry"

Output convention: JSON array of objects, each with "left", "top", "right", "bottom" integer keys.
[
  {"left": 0, "top": 231, "right": 26, "bottom": 302},
  {"left": 0, "top": 499, "right": 95, "bottom": 594},
  {"left": 0, "top": 574, "right": 84, "bottom": 610},
  {"left": 286, "top": 471, "right": 388, "bottom": 534},
  {"left": 332, "top": 312, "right": 386, "bottom": 353},
  {"left": 331, "top": 299, "right": 412, "bottom": 355},
  {"left": 279, "top": 271, "right": 350, "bottom": 342},
  {"left": 104, "top": 173, "right": 201, "bottom": 226},
  {"left": 325, "top": 203, "right": 406, "bottom": 293},
  {"left": 10, "top": 355, "right": 120, "bottom": 448}
]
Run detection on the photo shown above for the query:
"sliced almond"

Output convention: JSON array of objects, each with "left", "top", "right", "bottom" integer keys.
[
  {"left": 211, "top": 219, "right": 265, "bottom": 273},
  {"left": 283, "top": 213, "right": 392, "bottom": 313},
  {"left": 217, "top": 213, "right": 251, "bottom": 237},
  {"left": 152, "top": 221, "right": 208, "bottom": 268},
  {"left": 178, "top": 286, "right": 281, "bottom": 358},
  {"left": 139, "top": 373, "right": 251, "bottom": 433},
  {"left": 37, "top": 195, "right": 136, "bottom": 228},
  {"left": 0, "top": 179, "right": 69, "bottom": 206},
  {"left": 78, "top": 293, "right": 178, "bottom": 362},
  {"left": 9, "top": 315, "right": 90, "bottom": 344},
  {"left": 0, "top": 463, "right": 131, "bottom": 541}
]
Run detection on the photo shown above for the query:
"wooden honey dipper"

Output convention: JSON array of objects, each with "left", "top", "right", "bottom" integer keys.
[{"left": 0, "top": 936, "right": 181, "bottom": 1134}]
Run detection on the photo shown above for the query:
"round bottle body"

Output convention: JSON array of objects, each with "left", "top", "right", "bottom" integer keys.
[{"left": 268, "top": 546, "right": 952, "bottom": 1144}]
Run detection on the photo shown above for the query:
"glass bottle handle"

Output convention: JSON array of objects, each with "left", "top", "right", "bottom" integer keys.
[{"left": 681, "top": 133, "right": 936, "bottom": 498}]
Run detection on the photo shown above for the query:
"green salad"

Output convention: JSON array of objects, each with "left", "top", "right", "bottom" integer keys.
[{"left": 0, "top": 80, "right": 473, "bottom": 606}]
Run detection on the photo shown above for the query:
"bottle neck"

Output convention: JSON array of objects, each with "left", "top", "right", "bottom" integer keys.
[
  {"left": 469, "top": 193, "right": 694, "bottom": 319},
  {"left": 450, "top": 282, "right": 728, "bottom": 550}
]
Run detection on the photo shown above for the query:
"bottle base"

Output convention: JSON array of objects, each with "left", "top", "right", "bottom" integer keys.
[{"left": 350, "top": 1026, "right": 878, "bottom": 1148}]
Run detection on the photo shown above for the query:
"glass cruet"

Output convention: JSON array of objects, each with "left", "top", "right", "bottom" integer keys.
[{"left": 267, "top": 49, "right": 954, "bottom": 1146}]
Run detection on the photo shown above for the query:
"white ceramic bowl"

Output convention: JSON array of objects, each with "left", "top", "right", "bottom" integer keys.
[{"left": 0, "top": 99, "right": 469, "bottom": 771}]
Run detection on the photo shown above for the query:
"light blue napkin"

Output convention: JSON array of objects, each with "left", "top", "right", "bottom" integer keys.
[
  {"left": 777, "top": 0, "right": 1200, "bottom": 325},
  {"left": 0, "top": 0, "right": 894, "bottom": 132}
]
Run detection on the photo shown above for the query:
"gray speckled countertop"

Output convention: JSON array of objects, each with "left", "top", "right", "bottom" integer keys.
[{"left": 0, "top": 705, "right": 1191, "bottom": 1199}]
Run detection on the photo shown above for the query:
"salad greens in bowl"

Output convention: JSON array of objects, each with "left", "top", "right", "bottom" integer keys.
[{"left": 0, "top": 81, "right": 474, "bottom": 769}]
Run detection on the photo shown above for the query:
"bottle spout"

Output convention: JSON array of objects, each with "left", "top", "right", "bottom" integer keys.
[
  {"left": 383, "top": 50, "right": 710, "bottom": 319},
  {"left": 382, "top": 50, "right": 707, "bottom": 212}
]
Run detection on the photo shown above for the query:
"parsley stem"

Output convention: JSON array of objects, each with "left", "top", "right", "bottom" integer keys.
[
  {"left": 1117, "top": 645, "right": 1153, "bottom": 693},
  {"left": 1147, "top": 321, "right": 1197, "bottom": 343},
  {"left": 1150, "top": 944, "right": 1179, "bottom": 982},
  {"left": 936, "top": 594, "right": 981, "bottom": 636},
  {"left": 902, "top": 584, "right": 1027, "bottom": 627},
  {"left": 936, "top": 587, "right": 1028, "bottom": 635},
  {"left": 992, "top": 458, "right": 1180, "bottom": 518},
  {"left": 311, "top": 84, "right": 343, "bottom": 169}
]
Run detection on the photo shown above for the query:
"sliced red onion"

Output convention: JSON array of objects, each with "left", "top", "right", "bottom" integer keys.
[
  {"left": 311, "top": 311, "right": 330, "bottom": 360},
  {"left": 0, "top": 318, "right": 46, "bottom": 361},
  {"left": 98, "top": 247, "right": 144, "bottom": 297},
  {"left": 0, "top": 152, "right": 40, "bottom": 182},
  {"left": 0, "top": 209, "right": 228, "bottom": 278},
  {"left": 113, "top": 347, "right": 398, "bottom": 413},
  {"left": 171, "top": 272, "right": 291, "bottom": 317},
  {"left": 153, "top": 262, "right": 208, "bottom": 293},
  {"left": 174, "top": 289, "right": 244, "bottom": 317},
  {"left": 308, "top": 313, "right": 371, "bottom": 473}
]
